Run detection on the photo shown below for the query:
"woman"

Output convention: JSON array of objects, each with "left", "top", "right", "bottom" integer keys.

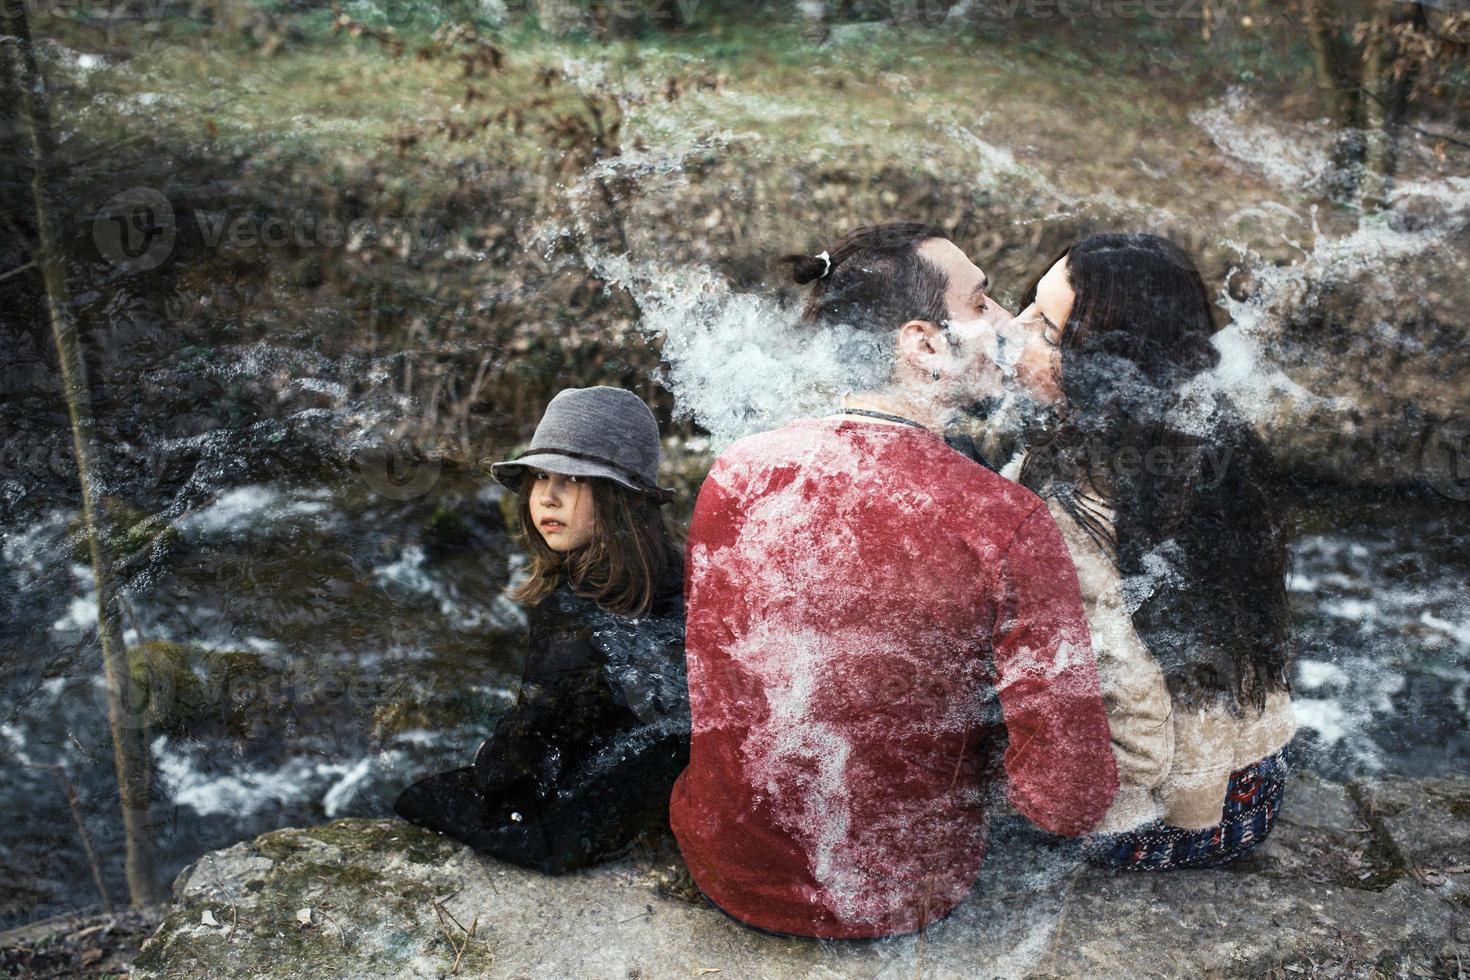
[
  {"left": 394, "top": 386, "right": 689, "bottom": 875},
  {"left": 1002, "top": 233, "right": 1295, "bottom": 870}
]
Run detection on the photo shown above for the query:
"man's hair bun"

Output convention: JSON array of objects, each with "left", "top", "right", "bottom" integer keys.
[
  {"left": 781, "top": 251, "right": 832, "bottom": 285},
  {"left": 779, "top": 224, "right": 946, "bottom": 327}
]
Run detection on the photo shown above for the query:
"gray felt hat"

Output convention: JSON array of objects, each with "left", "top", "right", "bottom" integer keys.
[{"left": 491, "top": 386, "right": 673, "bottom": 503}]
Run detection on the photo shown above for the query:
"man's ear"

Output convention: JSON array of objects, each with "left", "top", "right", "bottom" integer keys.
[{"left": 895, "top": 319, "right": 945, "bottom": 370}]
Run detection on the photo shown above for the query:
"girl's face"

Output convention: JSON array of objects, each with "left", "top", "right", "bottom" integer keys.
[
  {"left": 1002, "top": 256, "right": 1073, "bottom": 406},
  {"left": 528, "top": 472, "right": 596, "bottom": 552}
]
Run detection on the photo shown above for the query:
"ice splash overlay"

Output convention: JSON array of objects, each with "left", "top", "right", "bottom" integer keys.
[
  {"left": 1205, "top": 173, "right": 1470, "bottom": 437},
  {"left": 1191, "top": 87, "right": 1336, "bottom": 195},
  {"left": 564, "top": 76, "right": 1470, "bottom": 467},
  {"left": 680, "top": 418, "right": 1078, "bottom": 933},
  {"left": 583, "top": 252, "right": 897, "bottom": 447},
  {"left": 545, "top": 70, "right": 1470, "bottom": 813},
  {"left": 1187, "top": 87, "right": 1470, "bottom": 444},
  {"left": 535, "top": 65, "right": 1470, "bottom": 811},
  {"left": 11, "top": 42, "right": 1464, "bottom": 942}
]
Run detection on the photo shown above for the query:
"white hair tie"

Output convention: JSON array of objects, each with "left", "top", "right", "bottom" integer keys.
[{"left": 815, "top": 250, "right": 832, "bottom": 278}]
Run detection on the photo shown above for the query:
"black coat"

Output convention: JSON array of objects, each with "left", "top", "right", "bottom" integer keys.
[{"left": 394, "top": 573, "right": 689, "bottom": 874}]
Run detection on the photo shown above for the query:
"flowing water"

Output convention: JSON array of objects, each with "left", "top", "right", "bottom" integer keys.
[{"left": 2, "top": 19, "right": 1468, "bottom": 922}]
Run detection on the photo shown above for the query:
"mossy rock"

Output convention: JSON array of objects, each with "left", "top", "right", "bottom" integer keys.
[
  {"left": 421, "top": 504, "right": 474, "bottom": 558},
  {"left": 370, "top": 648, "right": 515, "bottom": 741},
  {"left": 124, "top": 642, "right": 270, "bottom": 737},
  {"left": 126, "top": 640, "right": 205, "bottom": 732},
  {"left": 192, "top": 649, "right": 274, "bottom": 739},
  {"left": 68, "top": 498, "right": 181, "bottom": 565},
  {"left": 135, "top": 789, "right": 1470, "bottom": 980},
  {"left": 135, "top": 821, "right": 487, "bottom": 979}
]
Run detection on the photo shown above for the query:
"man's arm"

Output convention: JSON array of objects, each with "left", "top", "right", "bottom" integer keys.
[{"left": 991, "top": 503, "right": 1119, "bottom": 837}]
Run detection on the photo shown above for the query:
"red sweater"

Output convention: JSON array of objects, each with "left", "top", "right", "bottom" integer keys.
[{"left": 669, "top": 416, "right": 1118, "bottom": 939}]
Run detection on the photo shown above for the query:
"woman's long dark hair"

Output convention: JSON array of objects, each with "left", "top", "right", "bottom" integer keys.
[
  {"left": 509, "top": 477, "right": 682, "bottom": 618},
  {"left": 1018, "top": 234, "right": 1291, "bottom": 713}
]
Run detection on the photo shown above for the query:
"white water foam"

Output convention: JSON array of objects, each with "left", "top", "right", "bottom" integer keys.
[{"left": 153, "top": 736, "right": 409, "bottom": 819}]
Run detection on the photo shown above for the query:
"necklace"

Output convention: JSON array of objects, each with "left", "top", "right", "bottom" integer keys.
[{"left": 837, "top": 407, "right": 929, "bottom": 430}]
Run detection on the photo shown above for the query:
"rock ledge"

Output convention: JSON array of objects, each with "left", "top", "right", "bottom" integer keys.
[{"left": 134, "top": 775, "right": 1470, "bottom": 978}]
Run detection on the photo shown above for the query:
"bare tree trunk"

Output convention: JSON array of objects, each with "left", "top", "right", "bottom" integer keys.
[
  {"left": 1360, "top": 42, "right": 1394, "bottom": 212},
  {"left": 1359, "top": 1, "right": 1418, "bottom": 212},
  {"left": 54, "top": 766, "right": 116, "bottom": 914},
  {"left": 798, "top": 0, "right": 830, "bottom": 42},
  {"left": 1302, "top": 0, "right": 1365, "bottom": 198},
  {"left": 534, "top": 0, "right": 591, "bottom": 37},
  {"left": 2, "top": 0, "right": 162, "bottom": 909}
]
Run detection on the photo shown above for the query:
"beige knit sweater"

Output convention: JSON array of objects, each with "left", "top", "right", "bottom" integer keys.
[{"left": 1046, "top": 496, "right": 1296, "bottom": 833}]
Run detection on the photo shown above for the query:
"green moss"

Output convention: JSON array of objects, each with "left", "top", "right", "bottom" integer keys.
[
  {"left": 255, "top": 827, "right": 330, "bottom": 861},
  {"left": 241, "top": 821, "right": 467, "bottom": 968},
  {"left": 126, "top": 640, "right": 204, "bottom": 731},
  {"left": 133, "top": 906, "right": 229, "bottom": 975},
  {"left": 302, "top": 818, "right": 459, "bottom": 865},
  {"left": 306, "top": 862, "right": 389, "bottom": 889},
  {"left": 193, "top": 648, "right": 270, "bottom": 739},
  {"left": 123, "top": 643, "right": 272, "bottom": 736},
  {"left": 371, "top": 644, "right": 515, "bottom": 739},
  {"left": 68, "top": 499, "right": 180, "bottom": 565},
  {"left": 422, "top": 504, "right": 474, "bottom": 558}
]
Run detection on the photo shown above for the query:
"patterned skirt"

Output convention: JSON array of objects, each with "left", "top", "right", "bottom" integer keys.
[{"left": 1084, "top": 747, "right": 1289, "bottom": 871}]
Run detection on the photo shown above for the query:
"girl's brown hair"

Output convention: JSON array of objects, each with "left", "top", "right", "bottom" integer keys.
[{"left": 508, "top": 476, "right": 682, "bottom": 618}]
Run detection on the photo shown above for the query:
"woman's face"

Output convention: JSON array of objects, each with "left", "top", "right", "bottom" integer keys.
[
  {"left": 1002, "top": 256, "right": 1073, "bottom": 406},
  {"left": 528, "top": 472, "right": 596, "bottom": 552}
]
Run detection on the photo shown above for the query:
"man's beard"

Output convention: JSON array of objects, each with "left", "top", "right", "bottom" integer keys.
[{"left": 944, "top": 390, "right": 1060, "bottom": 475}]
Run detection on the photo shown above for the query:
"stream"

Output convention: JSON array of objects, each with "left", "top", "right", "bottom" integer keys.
[{"left": 2, "top": 471, "right": 1466, "bottom": 922}]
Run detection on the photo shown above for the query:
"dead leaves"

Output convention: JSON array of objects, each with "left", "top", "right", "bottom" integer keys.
[
  {"left": 293, "top": 904, "right": 348, "bottom": 949},
  {"left": 329, "top": 7, "right": 405, "bottom": 58}
]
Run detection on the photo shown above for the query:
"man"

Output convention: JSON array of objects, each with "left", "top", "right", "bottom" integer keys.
[{"left": 669, "top": 223, "right": 1118, "bottom": 939}]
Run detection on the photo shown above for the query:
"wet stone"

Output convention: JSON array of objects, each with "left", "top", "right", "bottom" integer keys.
[
  {"left": 1356, "top": 775, "right": 1470, "bottom": 868},
  {"left": 1355, "top": 775, "right": 1470, "bottom": 904},
  {"left": 1280, "top": 772, "right": 1363, "bottom": 834},
  {"left": 1235, "top": 773, "right": 1385, "bottom": 888}
]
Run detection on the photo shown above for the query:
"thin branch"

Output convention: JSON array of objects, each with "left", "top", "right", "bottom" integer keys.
[
  {"left": 1401, "top": 118, "right": 1470, "bottom": 151},
  {"left": 317, "top": 906, "right": 347, "bottom": 951},
  {"left": 0, "top": 260, "right": 35, "bottom": 283},
  {"left": 434, "top": 899, "right": 470, "bottom": 936},
  {"left": 52, "top": 765, "right": 114, "bottom": 914},
  {"left": 432, "top": 903, "right": 466, "bottom": 975},
  {"left": 206, "top": 856, "right": 240, "bottom": 942}
]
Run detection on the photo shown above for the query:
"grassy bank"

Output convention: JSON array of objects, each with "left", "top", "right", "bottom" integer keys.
[{"left": 6, "top": 2, "right": 1465, "bottom": 509}]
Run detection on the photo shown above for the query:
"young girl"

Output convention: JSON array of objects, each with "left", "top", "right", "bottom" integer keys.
[{"left": 394, "top": 386, "right": 689, "bottom": 875}]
